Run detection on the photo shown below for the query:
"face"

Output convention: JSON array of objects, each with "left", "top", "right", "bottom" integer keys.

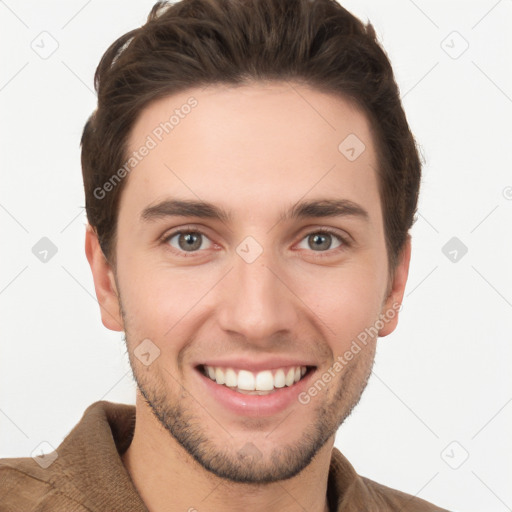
[{"left": 87, "top": 81, "right": 410, "bottom": 484}]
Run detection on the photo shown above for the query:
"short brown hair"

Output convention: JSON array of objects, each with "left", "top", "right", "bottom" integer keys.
[{"left": 81, "top": 0, "right": 421, "bottom": 273}]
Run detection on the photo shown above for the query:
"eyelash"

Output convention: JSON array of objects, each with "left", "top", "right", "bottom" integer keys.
[{"left": 160, "top": 226, "right": 351, "bottom": 259}]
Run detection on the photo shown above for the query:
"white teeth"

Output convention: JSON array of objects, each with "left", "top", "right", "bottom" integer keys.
[
  {"left": 225, "top": 368, "right": 237, "bottom": 387},
  {"left": 255, "top": 370, "right": 274, "bottom": 391},
  {"left": 274, "top": 369, "right": 285, "bottom": 388},
  {"left": 285, "top": 368, "right": 295, "bottom": 386},
  {"left": 237, "top": 370, "right": 255, "bottom": 390},
  {"left": 215, "top": 367, "right": 225, "bottom": 385},
  {"left": 202, "top": 365, "right": 309, "bottom": 392}
]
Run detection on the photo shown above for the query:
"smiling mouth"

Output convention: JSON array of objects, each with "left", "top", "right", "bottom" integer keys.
[{"left": 196, "top": 364, "right": 315, "bottom": 395}]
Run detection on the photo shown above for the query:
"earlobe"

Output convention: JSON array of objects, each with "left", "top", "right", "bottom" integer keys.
[
  {"left": 84, "top": 224, "right": 124, "bottom": 332},
  {"left": 378, "top": 235, "right": 412, "bottom": 337}
]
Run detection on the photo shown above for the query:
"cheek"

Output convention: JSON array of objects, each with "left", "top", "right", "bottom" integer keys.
[
  {"left": 299, "top": 262, "right": 385, "bottom": 347},
  {"left": 117, "top": 260, "right": 211, "bottom": 338}
]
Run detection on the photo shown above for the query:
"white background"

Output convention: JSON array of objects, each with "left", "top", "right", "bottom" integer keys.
[{"left": 1, "top": 1, "right": 511, "bottom": 511}]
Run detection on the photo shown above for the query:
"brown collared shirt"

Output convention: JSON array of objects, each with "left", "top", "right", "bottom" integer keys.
[{"left": 0, "top": 401, "right": 449, "bottom": 511}]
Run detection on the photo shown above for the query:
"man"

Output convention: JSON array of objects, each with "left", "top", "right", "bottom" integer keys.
[{"left": 0, "top": 0, "right": 450, "bottom": 510}]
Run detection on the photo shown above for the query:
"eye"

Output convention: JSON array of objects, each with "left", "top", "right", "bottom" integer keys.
[
  {"left": 161, "top": 227, "right": 349, "bottom": 258},
  {"left": 164, "top": 230, "right": 213, "bottom": 253},
  {"left": 296, "top": 229, "right": 347, "bottom": 254}
]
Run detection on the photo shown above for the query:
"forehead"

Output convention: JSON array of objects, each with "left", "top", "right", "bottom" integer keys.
[{"left": 121, "top": 81, "right": 380, "bottom": 224}]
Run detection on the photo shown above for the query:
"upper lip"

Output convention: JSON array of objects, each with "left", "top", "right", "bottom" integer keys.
[{"left": 195, "top": 357, "right": 316, "bottom": 372}]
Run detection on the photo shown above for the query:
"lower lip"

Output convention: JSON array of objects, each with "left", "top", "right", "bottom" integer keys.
[{"left": 195, "top": 367, "right": 316, "bottom": 417}]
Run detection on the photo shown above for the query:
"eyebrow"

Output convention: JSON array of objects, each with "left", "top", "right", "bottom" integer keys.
[{"left": 140, "top": 198, "right": 369, "bottom": 224}]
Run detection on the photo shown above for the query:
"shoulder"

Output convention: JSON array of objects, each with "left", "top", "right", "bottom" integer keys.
[
  {"left": 0, "top": 401, "right": 139, "bottom": 512},
  {"left": 329, "top": 448, "right": 450, "bottom": 511},
  {"left": 0, "top": 456, "right": 89, "bottom": 512},
  {"left": 361, "top": 475, "right": 451, "bottom": 511}
]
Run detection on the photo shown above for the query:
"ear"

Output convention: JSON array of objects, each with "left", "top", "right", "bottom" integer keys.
[
  {"left": 84, "top": 224, "right": 124, "bottom": 332},
  {"left": 378, "top": 235, "right": 412, "bottom": 337}
]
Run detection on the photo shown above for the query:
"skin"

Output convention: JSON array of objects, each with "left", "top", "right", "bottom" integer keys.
[{"left": 85, "top": 81, "right": 411, "bottom": 512}]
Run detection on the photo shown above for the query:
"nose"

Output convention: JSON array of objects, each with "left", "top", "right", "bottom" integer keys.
[{"left": 216, "top": 247, "right": 300, "bottom": 346}]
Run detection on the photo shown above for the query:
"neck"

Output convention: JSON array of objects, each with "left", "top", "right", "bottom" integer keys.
[{"left": 121, "top": 395, "right": 333, "bottom": 512}]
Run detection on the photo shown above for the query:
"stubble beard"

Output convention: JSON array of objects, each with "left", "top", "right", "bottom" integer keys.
[{"left": 124, "top": 328, "right": 376, "bottom": 484}]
